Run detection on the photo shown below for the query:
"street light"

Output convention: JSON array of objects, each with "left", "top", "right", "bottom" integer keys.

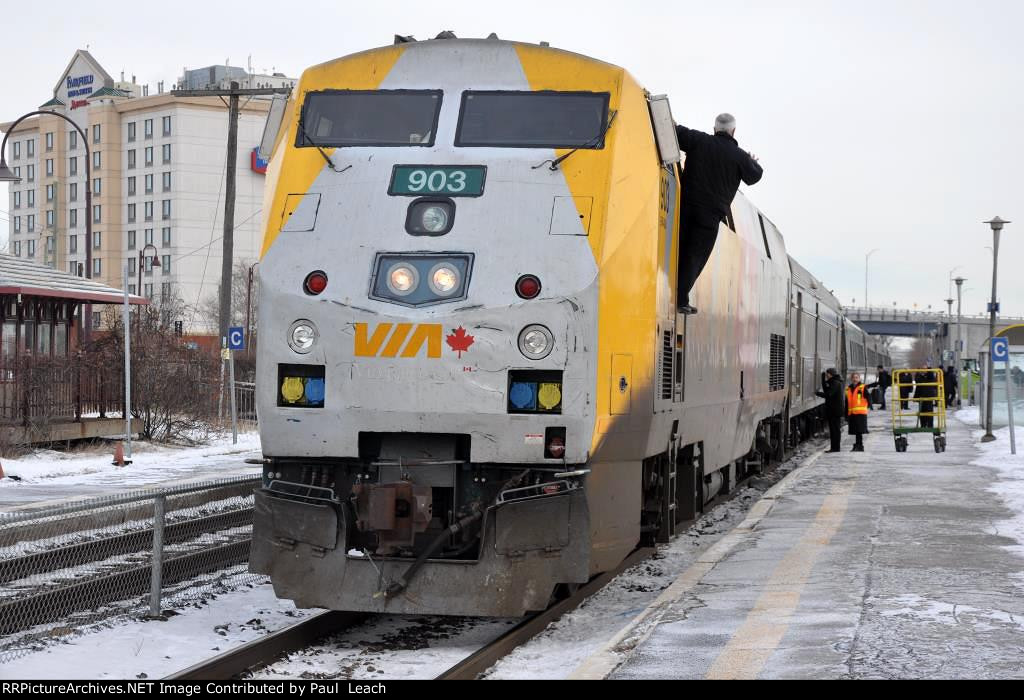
[
  {"left": 945, "top": 297, "right": 954, "bottom": 360},
  {"left": 865, "top": 248, "right": 880, "bottom": 310},
  {"left": 948, "top": 266, "right": 963, "bottom": 299},
  {"left": 982, "top": 216, "right": 1011, "bottom": 443},
  {"left": 1, "top": 110, "right": 95, "bottom": 339},
  {"left": 954, "top": 277, "right": 966, "bottom": 407},
  {"left": 137, "top": 244, "right": 161, "bottom": 297}
]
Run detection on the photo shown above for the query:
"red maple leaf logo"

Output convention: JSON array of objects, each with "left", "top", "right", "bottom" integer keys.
[{"left": 446, "top": 326, "right": 475, "bottom": 358}]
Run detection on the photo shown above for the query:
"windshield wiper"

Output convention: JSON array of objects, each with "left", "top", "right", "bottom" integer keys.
[
  {"left": 533, "top": 110, "right": 619, "bottom": 172},
  {"left": 298, "top": 121, "right": 351, "bottom": 174}
]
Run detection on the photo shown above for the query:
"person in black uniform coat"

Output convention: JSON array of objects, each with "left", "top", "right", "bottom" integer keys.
[
  {"left": 867, "top": 365, "right": 892, "bottom": 410},
  {"left": 915, "top": 365, "right": 939, "bottom": 428},
  {"left": 900, "top": 371, "right": 914, "bottom": 411},
  {"left": 674, "top": 114, "right": 763, "bottom": 314},
  {"left": 816, "top": 368, "right": 845, "bottom": 453},
  {"left": 944, "top": 365, "right": 958, "bottom": 407}
]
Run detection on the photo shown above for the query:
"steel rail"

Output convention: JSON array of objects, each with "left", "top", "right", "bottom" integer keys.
[
  {"left": 164, "top": 610, "right": 367, "bottom": 680},
  {"left": 0, "top": 508, "right": 254, "bottom": 584}
]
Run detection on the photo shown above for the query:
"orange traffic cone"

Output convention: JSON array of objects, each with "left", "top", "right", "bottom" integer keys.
[{"left": 113, "top": 442, "right": 128, "bottom": 467}]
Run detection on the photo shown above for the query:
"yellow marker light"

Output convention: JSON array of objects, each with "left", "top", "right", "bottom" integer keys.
[
  {"left": 281, "top": 377, "right": 305, "bottom": 404},
  {"left": 538, "top": 383, "right": 562, "bottom": 410}
]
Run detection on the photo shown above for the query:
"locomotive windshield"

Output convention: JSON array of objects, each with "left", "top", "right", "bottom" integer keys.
[
  {"left": 455, "top": 91, "right": 610, "bottom": 148},
  {"left": 297, "top": 90, "right": 442, "bottom": 147}
]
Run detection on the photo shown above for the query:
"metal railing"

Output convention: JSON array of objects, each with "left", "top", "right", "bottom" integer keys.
[{"left": 0, "top": 475, "right": 264, "bottom": 662}]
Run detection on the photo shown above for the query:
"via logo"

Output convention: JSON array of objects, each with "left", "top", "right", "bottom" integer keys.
[{"left": 353, "top": 323, "right": 475, "bottom": 359}]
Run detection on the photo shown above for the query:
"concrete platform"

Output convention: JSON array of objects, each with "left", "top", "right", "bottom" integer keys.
[{"left": 577, "top": 410, "right": 1024, "bottom": 679}]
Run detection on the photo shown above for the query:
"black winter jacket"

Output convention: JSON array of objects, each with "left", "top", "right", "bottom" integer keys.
[
  {"left": 675, "top": 127, "right": 763, "bottom": 217},
  {"left": 816, "top": 374, "right": 845, "bottom": 419}
]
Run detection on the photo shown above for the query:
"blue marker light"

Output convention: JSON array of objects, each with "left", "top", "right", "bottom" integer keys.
[
  {"left": 509, "top": 382, "right": 537, "bottom": 410},
  {"left": 304, "top": 378, "right": 326, "bottom": 404}
]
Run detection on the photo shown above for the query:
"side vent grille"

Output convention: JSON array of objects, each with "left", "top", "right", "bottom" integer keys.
[
  {"left": 769, "top": 334, "right": 786, "bottom": 392},
  {"left": 661, "top": 330, "right": 673, "bottom": 400}
]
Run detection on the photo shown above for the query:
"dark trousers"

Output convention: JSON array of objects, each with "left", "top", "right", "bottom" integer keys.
[
  {"left": 827, "top": 415, "right": 842, "bottom": 452},
  {"left": 900, "top": 386, "right": 913, "bottom": 410},
  {"left": 677, "top": 205, "right": 724, "bottom": 307},
  {"left": 919, "top": 401, "right": 934, "bottom": 428},
  {"left": 878, "top": 387, "right": 887, "bottom": 410}
]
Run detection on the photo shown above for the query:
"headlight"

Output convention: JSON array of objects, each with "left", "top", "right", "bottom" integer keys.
[
  {"left": 518, "top": 324, "right": 554, "bottom": 361},
  {"left": 288, "top": 320, "right": 318, "bottom": 354},
  {"left": 421, "top": 206, "right": 449, "bottom": 233},
  {"left": 386, "top": 263, "right": 419, "bottom": 296},
  {"left": 429, "top": 264, "right": 459, "bottom": 296}
]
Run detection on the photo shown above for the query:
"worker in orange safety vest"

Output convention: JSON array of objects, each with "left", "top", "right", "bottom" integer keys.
[{"left": 846, "top": 373, "right": 869, "bottom": 452}]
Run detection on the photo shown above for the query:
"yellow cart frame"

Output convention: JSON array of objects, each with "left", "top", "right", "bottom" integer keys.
[{"left": 891, "top": 369, "right": 947, "bottom": 453}]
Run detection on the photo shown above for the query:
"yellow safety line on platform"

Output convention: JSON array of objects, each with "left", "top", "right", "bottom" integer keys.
[{"left": 704, "top": 474, "right": 859, "bottom": 680}]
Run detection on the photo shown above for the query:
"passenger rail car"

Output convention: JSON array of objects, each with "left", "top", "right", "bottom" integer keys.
[{"left": 250, "top": 35, "right": 886, "bottom": 617}]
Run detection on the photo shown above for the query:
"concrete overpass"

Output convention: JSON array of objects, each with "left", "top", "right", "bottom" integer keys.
[{"left": 845, "top": 307, "right": 1024, "bottom": 359}]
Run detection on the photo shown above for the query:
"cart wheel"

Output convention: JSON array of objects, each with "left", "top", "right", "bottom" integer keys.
[{"left": 933, "top": 437, "right": 942, "bottom": 454}]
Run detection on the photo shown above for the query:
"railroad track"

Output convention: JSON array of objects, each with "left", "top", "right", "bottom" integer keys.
[{"left": 164, "top": 546, "right": 656, "bottom": 681}]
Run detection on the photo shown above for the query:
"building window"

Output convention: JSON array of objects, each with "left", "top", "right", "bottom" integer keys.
[
  {"left": 12, "top": 191, "right": 20, "bottom": 209},
  {"left": 93, "top": 258, "right": 101, "bottom": 275},
  {"left": 144, "top": 119, "right": 153, "bottom": 139},
  {"left": 127, "top": 176, "right": 136, "bottom": 196},
  {"left": 145, "top": 146, "right": 153, "bottom": 167},
  {"left": 26, "top": 164, "right": 34, "bottom": 182},
  {"left": 162, "top": 144, "right": 171, "bottom": 164},
  {"left": 144, "top": 201, "right": 153, "bottom": 221},
  {"left": 45, "top": 132, "right": 53, "bottom": 151},
  {"left": 145, "top": 228, "right": 154, "bottom": 246},
  {"left": 161, "top": 227, "right": 171, "bottom": 246},
  {"left": 145, "top": 174, "right": 153, "bottom": 194},
  {"left": 128, "top": 230, "right": 137, "bottom": 249},
  {"left": 93, "top": 313, "right": 102, "bottom": 329},
  {"left": 69, "top": 182, "right": 78, "bottom": 201},
  {"left": 93, "top": 205, "right": 101, "bottom": 223},
  {"left": 70, "top": 261, "right": 78, "bottom": 275},
  {"left": 27, "top": 214, "right": 35, "bottom": 232},
  {"left": 12, "top": 167, "right": 19, "bottom": 179},
  {"left": 162, "top": 171, "right": 171, "bottom": 191},
  {"left": 26, "top": 139, "right": 34, "bottom": 158},
  {"left": 128, "top": 284, "right": 136, "bottom": 295},
  {"left": 13, "top": 216, "right": 20, "bottom": 233},
  {"left": 92, "top": 124, "right": 101, "bottom": 144},
  {"left": 144, "top": 283, "right": 153, "bottom": 299},
  {"left": 162, "top": 199, "right": 171, "bottom": 220},
  {"left": 12, "top": 141, "right": 20, "bottom": 159},
  {"left": 46, "top": 184, "right": 55, "bottom": 202},
  {"left": 161, "top": 282, "right": 171, "bottom": 300},
  {"left": 128, "top": 257, "right": 136, "bottom": 276},
  {"left": 13, "top": 241, "right": 20, "bottom": 256},
  {"left": 69, "top": 156, "right": 78, "bottom": 176},
  {"left": 93, "top": 178, "right": 101, "bottom": 195},
  {"left": 93, "top": 231, "right": 102, "bottom": 249},
  {"left": 69, "top": 208, "right": 78, "bottom": 228},
  {"left": 128, "top": 122, "right": 136, "bottom": 142},
  {"left": 161, "top": 255, "right": 170, "bottom": 274},
  {"left": 27, "top": 240, "right": 36, "bottom": 258},
  {"left": 127, "top": 149, "right": 136, "bottom": 169},
  {"left": 162, "top": 116, "right": 171, "bottom": 136},
  {"left": 93, "top": 151, "right": 101, "bottom": 169},
  {"left": 46, "top": 236, "right": 54, "bottom": 254},
  {"left": 46, "top": 209, "right": 55, "bottom": 227},
  {"left": 27, "top": 190, "right": 34, "bottom": 208},
  {"left": 69, "top": 235, "right": 78, "bottom": 253},
  {"left": 127, "top": 203, "right": 136, "bottom": 223},
  {"left": 69, "top": 131, "right": 77, "bottom": 150},
  {"left": 46, "top": 158, "right": 54, "bottom": 177}
]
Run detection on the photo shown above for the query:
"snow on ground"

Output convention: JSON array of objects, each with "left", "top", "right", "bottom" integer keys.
[
  {"left": 955, "top": 408, "right": 1024, "bottom": 557},
  {"left": 0, "top": 432, "right": 262, "bottom": 511},
  {"left": 484, "top": 441, "right": 822, "bottom": 680},
  {"left": 0, "top": 581, "right": 312, "bottom": 680}
]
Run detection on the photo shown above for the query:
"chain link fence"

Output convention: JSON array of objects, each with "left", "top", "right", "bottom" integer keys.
[{"left": 0, "top": 474, "right": 264, "bottom": 662}]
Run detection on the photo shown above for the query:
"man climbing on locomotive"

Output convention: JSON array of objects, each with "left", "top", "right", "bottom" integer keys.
[{"left": 675, "top": 113, "right": 764, "bottom": 314}]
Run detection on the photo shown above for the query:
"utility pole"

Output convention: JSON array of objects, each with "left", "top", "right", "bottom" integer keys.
[
  {"left": 171, "top": 83, "right": 291, "bottom": 340},
  {"left": 955, "top": 277, "right": 966, "bottom": 408}
]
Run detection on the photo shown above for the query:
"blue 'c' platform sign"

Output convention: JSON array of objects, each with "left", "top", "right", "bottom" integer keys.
[
  {"left": 992, "top": 337, "right": 1009, "bottom": 363},
  {"left": 228, "top": 327, "right": 246, "bottom": 351}
]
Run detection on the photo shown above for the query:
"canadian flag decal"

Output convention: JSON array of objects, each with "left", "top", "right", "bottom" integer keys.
[{"left": 446, "top": 326, "right": 475, "bottom": 358}]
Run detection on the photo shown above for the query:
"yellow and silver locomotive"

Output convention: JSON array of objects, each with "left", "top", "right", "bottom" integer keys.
[{"left": 250, "top": 34, "right": 887, "bottom": 616}]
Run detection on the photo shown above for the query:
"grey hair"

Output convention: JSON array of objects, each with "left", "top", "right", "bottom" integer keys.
[{"left": 714, "top": 113, "right": 736, "bottom": 134}]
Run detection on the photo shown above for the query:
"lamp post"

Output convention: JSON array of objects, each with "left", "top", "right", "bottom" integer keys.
[
  {"left": 954, "top": 277, "right": 965, "bottom": 407},
  {"left": 865, "top": 249, "right": 880, "bottom": 310},
  {"left": 245, "top": 261, "right": 259, "bottom": 359},
  {"left": 945, "top": 298, "right": 954, "bottom": 359},
  {"left": 1, "top": 110, "right": 94, "bottom": 339},
  {"left": 982, "top": 217, "right": 1010, "bottom": 442},
  {"left": 137, "top": 244, "right": 161, "bottom": 298}
]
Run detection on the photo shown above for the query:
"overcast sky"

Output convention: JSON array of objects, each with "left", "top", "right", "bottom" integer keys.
[{"left": 2, "top": 0, "right": 1021, "bottom": 315}]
